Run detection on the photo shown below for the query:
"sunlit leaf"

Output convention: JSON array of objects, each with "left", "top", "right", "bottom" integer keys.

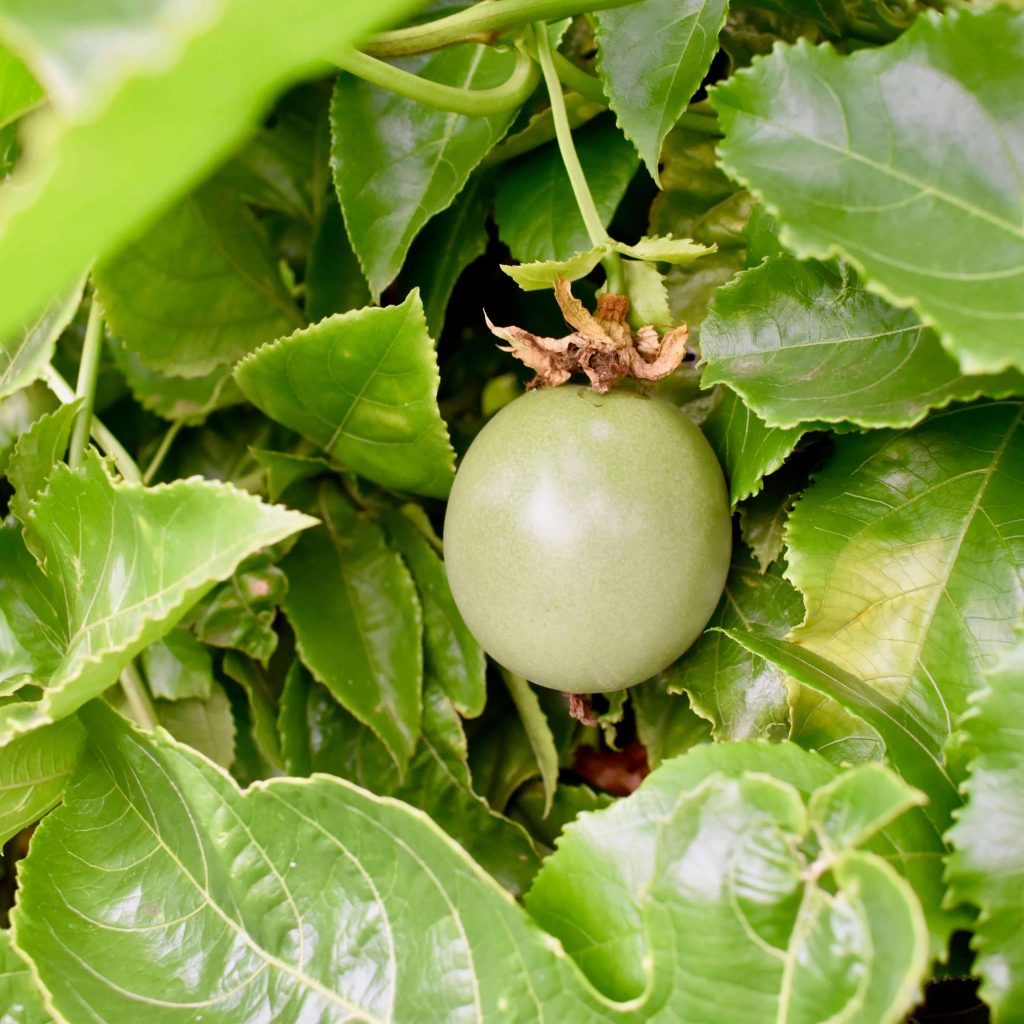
[
  {"left": 235, "top": 290, "right": 456, "bottom": 499},
  {"left": 665, "top": 552, "right": 802, "bottom": 740},
  {"left": 332, "top": 43, "right": 521, "bottom": 299},
  {"left": 595, "top": 0, "right": 729, "bottom": 182},
  {"left": 712, "top": 7, "right": 1024, "bottom": 375},
  {"left": 702, "top": 256, "right": 1024, "bottom": 428},
  {"left": 0, "top": 452, "right": 314, "bottom": 744}
]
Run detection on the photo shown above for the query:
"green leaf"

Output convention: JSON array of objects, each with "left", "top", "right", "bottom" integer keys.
[
  {"left": 140, "top": 629, "right": 214, "bottom": 702},
  {"left": 614, "top": 235, "right": 712, "bottom": 265},
  {"left": 631, "top": 678, "right": 711, "bottom": 769},
  {"left": 221, "top": 651, "right": 282, "bottom": 768},
  {"left": 702, "top": 386, "right": 806, "bottom": 504},
  {"left": 6, "top": 399, "right": 79, "bottom": 526},
  {"left": 95, "top": 183, "right": 302, "bottom": 378},
  {"left": 665, "top": 553, "right": 803, "bottom": 740},
  {"left": 510, "top": 780, "right": 612, "bottom": 850},
  {"left": 332, "top": 43, "right": 522, "bottom": 299},
  {"left": 0, "top": 929, "right": 50, "bottom": 1024},
  {"left": 191, "top": 555, "right": 288, "bottom": 666},
  {"left": 0, "top": 452, "right": 314, "bottom": 744},
  {"left": 947, "top": 632, "right": 1024, "bottom": 1021},
  {"left": 501, "top": 669, "right": 559, "bottom": 817},
  {"left": 109, "top": 336, "right": 243, "bottom": 425},
  {"left": 280, "top": 666, "right": 541, "bottom": 895},
  {"left": 383, "top": 508, "right": 486, "bottom": 718},
  {"left": 0, "top": 718, "right": 84, "bottom": 847},
  {"left": 0, "top": 384, "right": 57, "bottom": 476},
  {"left": 282, "top": 484, "right": 422, "bottom": 772},
  {"left": 526, "top": 740, "right": 929, "bottom": 1018},
  {"left": 13, "top": 704, "right": 932, "bottom": 1022},
  {"left": 595, "top": 0, "right": 729, "bottom": 182},
  {"left": 0, "top": 281, "right": 84, "bottom": 402},
  {"left": 304, "top": 192, "right": 371, "bottom": 323},
  {"left": 738, "top": 469, "right": 797, "bottom": 572},
  {"left": 711, "top": 7, "right": 1024, "bottom": 375},
  {"left": 0, "top": 0, "right": 422, "bottom": 343},
  {"left": 14, "top": 701, "right": 609, "bottom": 1021},
  {"left": 809, "top": 761, "right": 926, "bottom": 855},
  {"left": 702, "top": 256, "right": 1024, "bottom": 429},
  {"left": 494, "top": 115, "right": 639, "bottom": 262},
  {"left": 398, "top": 173, "right": 492, "bottom": 337},
  {"left": 249, "top": 449, "right": 334, "bottom": 504},
  {"left": 214, "top": 84, "right": 322, "bottom": 224},
  {"left": 153, "top": 682, "right": 236, "bottom": 769},
  {"left": 720, "top": 631, "right": 960, "bottom": 833},
  {"left": 501, "top": 244, "right": 609, "bottom": 291},
  {"left": 621, "top": 260, "right": 673, "bottom": 332},
  {"left": 235, "top": 290, "right": 456, "bottom": 499},
  {"left": 785, "top": 401, "right": 1024, "bottom": 758}
]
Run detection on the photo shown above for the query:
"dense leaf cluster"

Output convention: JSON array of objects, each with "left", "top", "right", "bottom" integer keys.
[{"left": 0, "top": 0, "right": 1020, "bottom": 1021}]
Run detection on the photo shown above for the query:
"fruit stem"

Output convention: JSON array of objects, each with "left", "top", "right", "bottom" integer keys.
[{"left": 68, "top": 295, "right": 105, "bottom": 471}]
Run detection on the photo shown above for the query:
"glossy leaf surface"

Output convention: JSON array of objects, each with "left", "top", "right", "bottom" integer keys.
[
  {"left": 282, "top": 485, "right": 423, "bottom": 772},
  {"left": 712, "top": 8, "right": 1024, "bottom": 374},
  {"left": 665, "top": 553, "right": 802, "bottom": 740},
  {"left": 13, "top": 702, "right": 611, "bottom": 1023},
  {"left": 595, "top": 0, "right": 729, "bottom": 181},
  {"left": 0, "top": 452, "right": 313, "bottom": 744},
  {"left": 0, "top": 718, "right": 83, "bottom": 846},
  {"left": 702, "top": 257, "right": 1024, "bottom": 428},
  {"left": 947, "top": 633, "right": 1024, "bottom": 1021},
  {"left": 280, "top": 668, "right": 540, "bottom": 895},
  {"left": 235, "top": 290, "right": 455, "bottom": 499},
  {"left": 6, "top": 399, "right": 78, "bottom": 526},
  {"left": 786, "top": 402, "right": 1024, "bottom": 753},
  {"left": 0, "top": 929, "right": 49, "bottom": 1024},
  {"left": 13, "top": 706, "right": 930, "bottom": 1024},
  {"left": 332, "top": 43, "right": 521, "bottom": 298},
  {"left": 702, "top": 386, "right": 805, "bottom": 504},
  {"left": 526, "top": 741, "right": 929, "bottom": 1019}
]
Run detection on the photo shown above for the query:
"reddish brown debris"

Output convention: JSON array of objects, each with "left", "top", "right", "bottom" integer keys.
[
  {"left": 573, "top": 739, "right": 650, "bottom": 797},
  {"left": 486, "top": 278, "right": 690, "bottom": 393}
]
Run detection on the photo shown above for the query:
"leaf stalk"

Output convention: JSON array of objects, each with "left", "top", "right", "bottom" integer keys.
[
  {"left": 68, "top": 296, "right": 105, "bottom": 471},
  {"left": 364, "top": 0, "right": 638, "bottom": 58},
  {"left": 337, "top": 44, "right": 540, "bottom": 115}
]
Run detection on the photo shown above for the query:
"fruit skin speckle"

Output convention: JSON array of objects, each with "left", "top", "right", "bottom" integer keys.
[{"left": 443, "top": 385, "right": 732, "bottom": 693}]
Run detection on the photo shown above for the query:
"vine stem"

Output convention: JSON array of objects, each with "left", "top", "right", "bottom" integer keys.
[
  {"left": 364, "top": 0, "right": 637, "bottom": 58},
  {"left": 120, "top": 663, "right": 158, "bottom": 732},
  {"left": 68, "top": 297, "right": 105, "bottom": 470},
  {"left": 336, "top": 45, "right": 540, "bottom": 115},
  {"left": 43, "top": 365, "right": 142, "bottom": 484},
  {"left": 143, "top": 420, "right": 183, "bottom": 485},
  {"left": 533, "top": 24, "right": 625, "bottom": 293}
]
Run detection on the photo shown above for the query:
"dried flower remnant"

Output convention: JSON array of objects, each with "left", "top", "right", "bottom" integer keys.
[{"left": 486, "top": 277, "right": 690, "bottom": 393}]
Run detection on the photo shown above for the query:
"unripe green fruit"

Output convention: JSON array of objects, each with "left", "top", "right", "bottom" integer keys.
[{"left": 443, "top": 386, "right": 732, "bottom": 693}]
